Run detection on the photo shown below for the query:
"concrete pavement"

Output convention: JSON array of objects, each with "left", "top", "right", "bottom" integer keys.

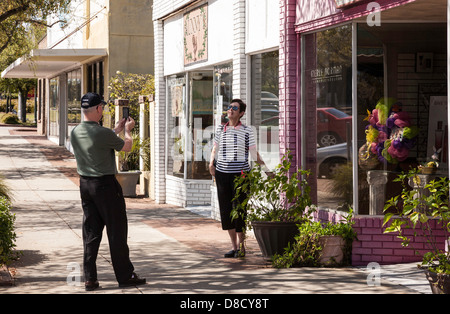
[{"left": 0, "top": 125, "right": 431, "bottom": 295}]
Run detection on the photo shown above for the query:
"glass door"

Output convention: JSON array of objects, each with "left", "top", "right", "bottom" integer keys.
[
  {"left": 49, "top": 77, "right": 60, "bottom": 139},
  {"left": 187, "top": 71, "right": 213, "bottom": 179}
]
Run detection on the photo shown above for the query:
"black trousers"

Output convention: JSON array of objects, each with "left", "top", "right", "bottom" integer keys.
[
  {"left": 79, "top": 175, "right": 134, "bottom": 283},
  {"left": 215, "top": 170, "right": 247, "bottom": 232}
]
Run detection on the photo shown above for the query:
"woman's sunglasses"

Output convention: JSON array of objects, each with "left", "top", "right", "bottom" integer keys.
[{"left": 227, "top": 105, "right": 239, "bottom": 111}]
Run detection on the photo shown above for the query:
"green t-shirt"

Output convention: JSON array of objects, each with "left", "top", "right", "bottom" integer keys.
[{"left": 70, "top": 121, "right": 124, "bottom": 177}]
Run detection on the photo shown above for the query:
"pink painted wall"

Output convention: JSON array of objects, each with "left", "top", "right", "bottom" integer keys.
[
  {"left": 314, "top": 209, "right": 446, "bottom": 266},
  {"left": 296, "top": 0, "right": 339, "bottom": 25},
  {"left": 279, "top": 0, "right": 299, "bottom": 165}
]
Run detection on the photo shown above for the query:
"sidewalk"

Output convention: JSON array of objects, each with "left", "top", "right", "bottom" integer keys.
[{"left": 0, "top": 125, "right": 431, "bottom": 294}]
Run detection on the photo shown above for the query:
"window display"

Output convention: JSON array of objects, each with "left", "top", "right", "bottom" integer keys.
[
  {"left": 357, "top": 23, "right": 447, "bottom": 215},
  {"left": 303, "top": 24, "right": 353, "bottom": 211},
  {"left": 302, "top": 22, "right": 447, "bottom": 215},
  {"left": 167, "top": 75, "right": 186, "bottom": 178}
]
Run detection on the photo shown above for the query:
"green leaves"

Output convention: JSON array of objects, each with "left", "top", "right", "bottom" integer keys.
[
  {"left": 0, "top": 196, "right": 16, "bottom": 265},
  {"left": 232, "top": 152, "right": 313, "bottom": 226},
  {"left": 383, "top": 170, "right": 450, "bottom": 273},
  {"left": 272, "top": 210, "right": 357, "bottom": 268}
]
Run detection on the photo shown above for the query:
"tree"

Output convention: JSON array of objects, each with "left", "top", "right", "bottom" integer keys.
[
  {"left": 0, "top": 0, "right": 70, "bottom": 55},
  {"left": 0, "top": 1, "right": 69, "bottom": 119}
]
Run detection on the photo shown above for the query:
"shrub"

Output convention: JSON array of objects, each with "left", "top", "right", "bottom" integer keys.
[
  {"left": 272, "top": 210, "right": 357, "bottom": 268},
  {"left": 108, "top": 71, "right": 155, "bottom": 124},
  {"left": 0, "top": 175, "right": 12, "bottom": 201},
  {"left": 0, "top": 197, "right": 16, "bottom": 265},
  {"left": 0, "top": 113, "right": 20, "bottom": 124}
]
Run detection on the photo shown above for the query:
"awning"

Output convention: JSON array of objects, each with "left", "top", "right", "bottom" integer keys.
[{"left": 1, "top": 48, "right": 108, "bottom": 79}]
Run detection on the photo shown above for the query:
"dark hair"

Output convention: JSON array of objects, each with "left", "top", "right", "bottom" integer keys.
[{"left": 230, "top": 98, "right": 246, "bottom": 113}]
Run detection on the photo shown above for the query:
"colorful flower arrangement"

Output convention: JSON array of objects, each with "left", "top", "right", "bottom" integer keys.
[{"left": 361, "top": 98, "right": 418, "bottom": 166}]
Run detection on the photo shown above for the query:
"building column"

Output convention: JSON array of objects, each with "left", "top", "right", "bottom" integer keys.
[
  {"left": 153, "top": 19, "right": 166, "bottom": 204},
  {"left": 279, "top": 0, "right": 298, "bottom": 164},
  {"left": 232, "top": 0, "right": 246, "bottom": 102}
]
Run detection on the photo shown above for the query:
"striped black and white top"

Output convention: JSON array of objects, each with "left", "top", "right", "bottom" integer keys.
[{"left": 214, "top": 122, "right": 256, "bottom": 173}]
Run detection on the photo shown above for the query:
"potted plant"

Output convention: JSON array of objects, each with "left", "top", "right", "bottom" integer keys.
[
  {"left": 232, "top": 153, "right": 315, "bottom": 259},
  {"left": 116, "top": 132, "right": 149, "bottom": 197},
  {"left": 272, "top": 209, "right": 357, "bottom": 268},
  {"left": 383, "top": 170, "right": 450, "bottom": 294}
]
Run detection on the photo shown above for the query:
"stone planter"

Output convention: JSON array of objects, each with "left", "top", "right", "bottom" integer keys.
[
  {"left": 318, "top": 235, "right": 345, "bottom": 266},
  {"left": 251, "top": 221, "right": 299, "bottom": 259},
  {"left": 116, "top": 171, "right": 142, "bottom": 197}
]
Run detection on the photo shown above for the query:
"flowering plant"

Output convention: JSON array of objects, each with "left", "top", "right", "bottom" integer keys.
[{"left": 361, "top": 98, "right": 418, "bottom": 165}]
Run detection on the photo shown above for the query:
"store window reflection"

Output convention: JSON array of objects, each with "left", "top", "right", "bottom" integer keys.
[
  {"left": 49, "top": 77, "right": 60, "bottom": 138},
  {"left": 187, "top": 72, "right": 213, "bottom": 179},
  {"left": 304, "top": 25, "right": 353, "bottom": 211},
  {"left": 251, "top": 51, "right": 280, "bottom": 169},
  {"left": 67, "top": 69, "right": 82, "bottom": 141},
  {"left": 167, "top": 75, "right": 186, "bottom": 178}
]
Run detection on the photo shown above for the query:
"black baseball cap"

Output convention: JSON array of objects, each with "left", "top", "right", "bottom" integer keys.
[{"left": 81, "top": 92, "right": 106, "bottom": 109}]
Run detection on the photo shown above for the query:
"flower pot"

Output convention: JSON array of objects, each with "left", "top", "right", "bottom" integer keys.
[
  {"left": 318, "top": 235, "right": 345, "bottom": 266},
  {"left": 116, "top": 171, "right": 142, "bottom": 197},
  {"left": 251, "top": 221, "right": 299, "bottom": 259},
  {"left": 424, "top": 269, "right": 450, "bottom": 294},
  {"left": 420, "top": 167, "right": 437, "bottom": 175}
]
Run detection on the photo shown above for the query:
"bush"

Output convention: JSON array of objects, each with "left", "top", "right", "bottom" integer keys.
[
  {"left": 0, "top": 197, "right": 16, "bottom": 265},
  {"left": 272, "top": 210, "right": 357, "bottom": 268},
  {"left": 0, "top": 174, "right": 12, "bottom": 201},
  {"left": 108, "top": 71, "right": 155, "bottom": 129},
  {"left": 0, "top": 113, "right": 20, "bottom": 124}
]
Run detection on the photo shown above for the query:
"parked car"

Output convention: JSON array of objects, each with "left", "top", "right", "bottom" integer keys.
[
  {"left": 317, "top": 107, "right": 352, "bottom": 147},
  {"left": 261, "top": 91, "right": 279, "bottom": 110},
  {"left": 317, "top": 142, "right": 352, "bottom": 178}
]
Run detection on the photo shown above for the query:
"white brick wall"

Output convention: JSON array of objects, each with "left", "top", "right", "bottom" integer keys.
[
  {"left": 232, "top": 0, "right": 247, "bottom": 101},
  {"left": 153, "top": 19, "right": 166, "bottom": 204},
  {"left": 166, "top": 176, "right": 212, "bottom": 207}
]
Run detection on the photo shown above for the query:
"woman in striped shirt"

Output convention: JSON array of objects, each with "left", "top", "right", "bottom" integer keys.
[{"left": 209, "top": 99, "right": 268, "bottom": 258}]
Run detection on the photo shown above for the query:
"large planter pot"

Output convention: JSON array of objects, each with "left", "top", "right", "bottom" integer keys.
[
  {"left": 251, "top": 221, "right": 299, "bottom": 259},
  {"left": 424, "top": 269, "right": 450, "bottom": 294},
  {"left": 116, "top": 171, "right": 142, "bottom": 197},
  {"left": 318, "top": 235, "right": 345, "bottom": 266}
]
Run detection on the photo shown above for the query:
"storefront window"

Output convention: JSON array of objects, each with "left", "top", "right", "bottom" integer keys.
[
  {"left": 49, "top": 77, "right": 60, "bottom": 138},
  {"left": 87, "top": 61, "right": 104, "bottom": 98},
  {"left": 67, "top": 69, "right": 82, "bottom": 140},
  {"left": 357, "top": 23, "right": 447, "bottom": 215},
  {"left": 251, "top": 51, "right": 280, "bottom": 169},
  {"left": 303, "top": 25, "right": 353, "bottom": 211},
  {"left": 167, "top": 75, "right": 186, "bottom": 178},
  {"left": 213, "top": 63, "right": 233, "bottom": 128},
  {"left": 187, "top": 72, "right": 213, "bottom": 179}
]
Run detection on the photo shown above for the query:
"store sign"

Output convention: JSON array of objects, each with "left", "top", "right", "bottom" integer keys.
[
  {"left": 184, "top": 4, "right": 208, "bottom": 66},
  {"left": 310, "top": 65, "right": 343, "bottom": 83},
  {"left": 334, "top": 0, "right": 365, "bottom": 8}
]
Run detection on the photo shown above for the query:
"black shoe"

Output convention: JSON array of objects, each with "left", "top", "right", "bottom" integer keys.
[
  {"left": 118, "top": 272, "right": 146, "bottom": 288},
  {"left": 85, "top": 280, "right": 99, "bottom": 291},
  {"left": 224, "top": 250, "right": 236, "bottom": 258}
]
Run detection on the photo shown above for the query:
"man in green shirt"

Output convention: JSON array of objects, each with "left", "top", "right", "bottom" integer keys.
[{"left": 71, "top": 92, "right": 145, "bottom": 291}]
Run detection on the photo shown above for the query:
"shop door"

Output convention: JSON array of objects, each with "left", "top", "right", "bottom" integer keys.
[{"left": 188, "top": 72, "right": 214, "bottom": 179}]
